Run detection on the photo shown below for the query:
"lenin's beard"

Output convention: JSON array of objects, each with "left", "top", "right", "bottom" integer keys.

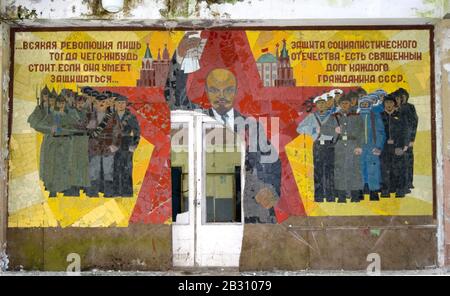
[{"left": 213, "top": 98, "right": 232, "bottom": 115}]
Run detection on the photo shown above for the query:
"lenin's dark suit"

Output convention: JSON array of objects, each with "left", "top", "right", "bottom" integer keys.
[{"left": 207, "top": 109, "right": 282, "bottom": 224}]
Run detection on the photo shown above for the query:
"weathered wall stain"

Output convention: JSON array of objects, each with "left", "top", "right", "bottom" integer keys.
[
  {"left": 0, "top": 0, "right": 448, "bottom": 272},
  {"left": 2, "top": 0, "right": 449, "bottom": 21},
  {"left": 414, "top": 0, "right": 450, "bottom": 18}
]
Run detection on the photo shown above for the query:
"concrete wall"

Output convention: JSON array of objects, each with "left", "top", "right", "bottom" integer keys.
[
  {"left": 241, "top": 217, "right": 436, "bottom": 270},
  {"left": 437, "top": 20, "right": 450, "bottom": 266},
  {"left": 0, "top": 22, "right": 10, "bottom": 271},
  {"left": 7, "top": 225, "right": 172, "bottom": 271},
  {"left": 1, "top": 0, "right": 449, "bottom": 271},
  {"left": 2, "top": 0, "right": 449, "bottom": 22}
]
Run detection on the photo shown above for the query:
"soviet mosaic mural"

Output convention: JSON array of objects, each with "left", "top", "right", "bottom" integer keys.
[{"left": 8, "top": 28, "right": 433, "bottom": 227}]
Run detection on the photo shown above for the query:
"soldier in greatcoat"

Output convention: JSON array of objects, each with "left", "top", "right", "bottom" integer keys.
[
  {"left": 321, "top": 95, "right": 364, "bottom": 202},
  {"left": 64, "top": 93, "right": 91, "bottom": 196},
  {"left": 35, "top": 95, "right": 81, "bottom": 196},
  {"left": 28, "top": 86, "right": 52, "bottom": 187}
]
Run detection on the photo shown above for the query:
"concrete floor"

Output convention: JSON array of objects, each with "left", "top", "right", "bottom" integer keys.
[{"left": 0, "top": 268, "right": 448, "bottom": 276}]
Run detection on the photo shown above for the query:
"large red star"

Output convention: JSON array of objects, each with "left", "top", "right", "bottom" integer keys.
[
  {"left": 106, "top": 30, "right": 354, "bottom": 224},
  {"left": 185, "top": 30, "right": 354, "bottom": 222}
]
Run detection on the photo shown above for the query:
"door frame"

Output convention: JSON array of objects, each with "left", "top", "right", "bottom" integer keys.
[
  {"left": 171, "top": 111, "right": 196, "bottom": 267},
  {"left": 195, "top": 114, "right": 245, "bottom": 267},
  {"left": 171, "top": 110, "right": 245, "bottom": 268}
]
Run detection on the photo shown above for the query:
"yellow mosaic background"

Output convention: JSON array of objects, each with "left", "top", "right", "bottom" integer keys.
[
  {"left": 9, "top": 31, "right": 185, "bottom": 227},
  {"left": 9, "top": 30, "right": 433, "bottom": 226},
  {"left": 247, "top": 30, "right": 432, "bottom": 215}
]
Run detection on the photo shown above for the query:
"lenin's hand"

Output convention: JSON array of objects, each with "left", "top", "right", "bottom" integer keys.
[
  {"left": 354, "top": 147, "right": 362, "bottom": 155},
  {"left": 409, "top": 141, "right": 414, "bottom": 148},
  {"left": 129, "top": 146, "right": 136, "bottom": 153},
  {"left": 178, "top": 32, "right": 201, "bottom": 58},
  {"left": 255, "top": 187, "right": 277, "bottom": 209}
]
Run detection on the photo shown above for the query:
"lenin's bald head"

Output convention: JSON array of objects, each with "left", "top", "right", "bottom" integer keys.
[{"left": 205, "top": 68, "right": 237, "bottom": 115}]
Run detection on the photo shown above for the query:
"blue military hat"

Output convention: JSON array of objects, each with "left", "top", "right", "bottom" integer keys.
[
  {"left": 358, "top": 96, "right": 373, "bottom": 108},
  {"left": 373, "top": 89, "right": 387, "bottom": 97},
  {"left": 364, "top": 94, "right": 379, "bottom": 104}
]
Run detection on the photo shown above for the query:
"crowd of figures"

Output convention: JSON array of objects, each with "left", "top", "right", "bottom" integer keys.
[
  {"left": 297, "top": 87, "right": 418, "bottom": 202},
  {"left": 27, "top": 85, "right": 141, "bottom": 198}
]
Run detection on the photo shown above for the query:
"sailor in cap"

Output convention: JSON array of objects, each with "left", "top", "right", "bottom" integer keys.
[
  {"left": 112, "top": 95, "right": 140, "bottom": 197},
  {"left": 328, "top": 89, "right": 344, "bottom": 114},
  {"left": 297, "top": 94, "right": 336, "bottom": 202},
  {"left": 325, "top": 91, "right": 337, "bottom": 113},
  {"left": 330, "top": 88, "right": 344, "bottom": 99}
]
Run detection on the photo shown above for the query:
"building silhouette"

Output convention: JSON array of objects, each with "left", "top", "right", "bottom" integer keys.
[
  {"left": 256, "top": 51, "right": 277, "bottom": 87},
  {"left": 274, "top": 39, "right": 296, "bottom": 87},
  {"left": 137, "top": 43, "right": 170, "bottom": 87}
]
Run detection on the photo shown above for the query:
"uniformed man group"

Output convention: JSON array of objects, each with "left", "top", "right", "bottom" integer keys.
[
  {"left": 27, "top": 85, "right": 141, "bottom": 198},
  {"left": 297, "top": 87, "right": 418, "bottom": 203}
]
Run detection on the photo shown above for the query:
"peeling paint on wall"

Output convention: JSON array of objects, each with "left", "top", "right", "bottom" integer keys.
[
  {"left": 443, "top": 63, "right": 450, "bottom": 84},
  {"left": 414, "top": 0, "right": 449, "bottom": 18},
  {"left": 0, "top": 243, "right": 9, "bottom": 271},
  {"left": 2, "top": 0, "right": 449, "bottom": 21}
]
